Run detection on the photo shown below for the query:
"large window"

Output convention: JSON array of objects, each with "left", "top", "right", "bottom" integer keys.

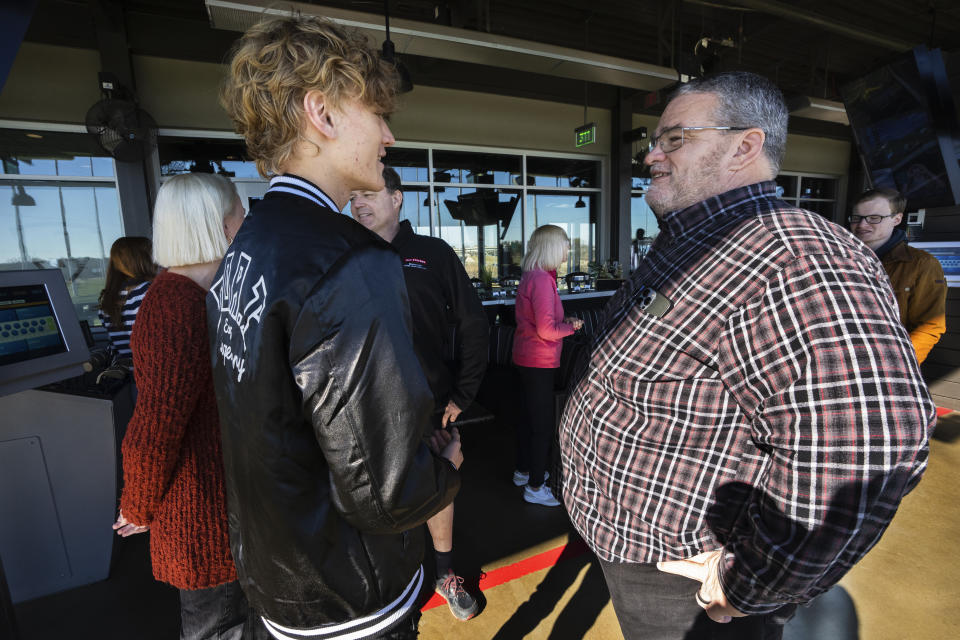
[
  {"left": 384, "top": 145, "right": 601, "bottom": 286},
  {"left": 630, "top": 176, "right": 658, "bottom": 269},
  {"left": 775, "top": 172, "right": 842, "bottom": 220},
  {"left": 157, "top": 136, "right": 604, "bottom": 293},
  {"left": 0, "top": 127, "right": 122, "bottom": 326}
]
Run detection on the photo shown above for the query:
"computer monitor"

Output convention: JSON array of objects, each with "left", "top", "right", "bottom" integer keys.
[
  {"left": 0, "top": 269, "right": 90, "bottom": 398},
  {"left": 908, "top": 241, "right": 960, "bottom": 287}
]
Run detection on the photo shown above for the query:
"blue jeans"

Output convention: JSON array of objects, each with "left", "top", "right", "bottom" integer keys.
[
  {"left": 179, "top": 580, "right": 249, "bottom": 640},
  {"left": 598, "top": 559, "right": 794, "bottom": 640}
]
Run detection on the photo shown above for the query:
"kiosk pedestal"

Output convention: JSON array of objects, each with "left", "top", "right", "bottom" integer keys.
[{"left": 0, "top": 383, "right": 134, "bottom": 602}]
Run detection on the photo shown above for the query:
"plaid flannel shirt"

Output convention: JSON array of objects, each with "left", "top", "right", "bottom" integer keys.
[{"left": 559, "top": 181, "right": 934, "bottom": 615}]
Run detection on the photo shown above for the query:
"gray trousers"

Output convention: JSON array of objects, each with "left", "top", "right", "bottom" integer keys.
[{"left": 598, "top": 559, "right": 795, "bottom": 640}]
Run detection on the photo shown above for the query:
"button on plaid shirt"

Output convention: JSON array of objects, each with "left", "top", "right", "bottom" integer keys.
[{"left": 559, "top": 181, "right": 934, "bottom": 615}]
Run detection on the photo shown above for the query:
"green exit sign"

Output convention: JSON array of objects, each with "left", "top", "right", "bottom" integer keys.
[{"left": 575, "top": 123, "right": 596, "bottom": 147}]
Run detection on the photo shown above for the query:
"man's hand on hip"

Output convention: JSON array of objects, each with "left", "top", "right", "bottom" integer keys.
[{"left": 657, "top": 549, "right": 746, "bottom": 623}]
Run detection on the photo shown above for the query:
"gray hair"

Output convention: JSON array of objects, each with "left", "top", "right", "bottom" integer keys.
[
  {"left": 522, "top": 224, "right": 570, "bottom": 272},
  {"left": 152, "top": 173, "right": 239, "bottom": 268},
  {"left": 671, "top": 71, "right": 788, "bottom": 175}
]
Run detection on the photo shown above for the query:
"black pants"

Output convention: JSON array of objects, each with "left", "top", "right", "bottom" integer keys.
[
  {"left": 516, "top": 365, "right": 557, "bottom": 488},
  {"left": 375, "top": 611, "right": 420, "bottom": 639},
  {"left": 179, "top": 580, "right": 249, "bottom": 640},
  {"left": 598, "top": 559, "right": 794, "bottom": 640}
]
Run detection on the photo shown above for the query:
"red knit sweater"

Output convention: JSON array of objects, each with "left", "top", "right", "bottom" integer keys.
[{"left": 122, "top": 270, "right": 236, "bottom": 590}]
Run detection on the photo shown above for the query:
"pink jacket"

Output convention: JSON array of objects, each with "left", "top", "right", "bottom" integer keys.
[{"left": 512, "top": 269, "right": 576, "bottom": 368}]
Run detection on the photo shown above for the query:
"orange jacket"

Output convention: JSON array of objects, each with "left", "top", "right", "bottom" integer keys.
[{"left": 881, "top": 241, "right": 947, "bottom": 363}]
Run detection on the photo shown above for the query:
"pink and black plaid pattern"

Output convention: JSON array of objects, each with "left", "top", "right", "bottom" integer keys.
[{"left": 559, "top": 181, "right": 935, "bottom": 615}]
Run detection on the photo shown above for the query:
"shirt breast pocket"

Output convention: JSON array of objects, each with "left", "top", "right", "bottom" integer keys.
[{"left": 595, "top": 300, "right": 721, "bottom": 384}]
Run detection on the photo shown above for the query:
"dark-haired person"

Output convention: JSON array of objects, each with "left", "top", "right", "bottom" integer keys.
[
  {"left": 850, "top": 188, "right": 947, "bottom": 363},
  {"left": 559, "top": 71, "right": 934, "bottom": 640},
  {"left": 97, "top": 236, "right": 157, "bottom": 361},
  {"left": 350, "top": 166, "right": 488, "bottom": 622},
  {"left": 211, "top": 15, "right": 461, "bottom": 640}
]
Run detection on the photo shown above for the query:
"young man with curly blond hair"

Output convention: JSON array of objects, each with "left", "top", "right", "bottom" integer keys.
[{"left": 208, "top": 15, "right": 462, "bottom": 640}]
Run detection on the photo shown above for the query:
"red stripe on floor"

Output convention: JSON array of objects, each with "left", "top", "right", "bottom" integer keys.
[
  {"left": 422, "top": 538, "right": 589, "bottom": 611},
  {"left": 936, "top": 407, "right": 953, "bottom": 417}
]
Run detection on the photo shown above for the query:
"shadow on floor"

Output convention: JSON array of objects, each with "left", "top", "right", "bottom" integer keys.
[
  {"left": 491, "top": 533, "right": 609, "bottom": 640},
  {"left": 932, "top": 414, "right": 960, "bottom": 443},
  {"left": 14, "top": 532, "right": 178, "bottom": 640},
  {"left": 783, "top": 586, "right": 859, "bottom": 640}
]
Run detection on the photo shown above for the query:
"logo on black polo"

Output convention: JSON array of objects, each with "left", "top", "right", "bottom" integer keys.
[{"left": 403, "top": 257, "right": 429, "bottom": 271}]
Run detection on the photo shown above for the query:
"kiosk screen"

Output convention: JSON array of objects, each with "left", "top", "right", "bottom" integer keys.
[{"left": 0, "top": 284, "right": 68, "bottom": 366}]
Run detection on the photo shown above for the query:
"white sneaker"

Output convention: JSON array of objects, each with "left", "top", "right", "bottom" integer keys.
[
  {"left": 512, "top": 470, "right": 548, "bottom": 487},
  {"left": 523, "top": 483, "right": 560, "bottom": 507}
]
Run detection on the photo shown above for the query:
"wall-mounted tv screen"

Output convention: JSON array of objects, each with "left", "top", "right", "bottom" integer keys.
[
  {"left": 0, "top": 269, "right": 89, "bottom": 397},
  {"left": 842, "top": 45, "right": 960, "bottom": 210}
]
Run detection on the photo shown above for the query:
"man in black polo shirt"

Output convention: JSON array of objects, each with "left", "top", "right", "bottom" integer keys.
[{"left": 350, "top": 166, "right": 488, "bottom": 621}]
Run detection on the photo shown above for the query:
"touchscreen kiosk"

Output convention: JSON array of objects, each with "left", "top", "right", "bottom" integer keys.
[{"left": 0, "top": 269, "right": 89, "bottom": 397}]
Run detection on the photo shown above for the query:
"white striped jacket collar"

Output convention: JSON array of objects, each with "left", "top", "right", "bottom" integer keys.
[{"left": 268, "top": 174, "right": 339, "bottom": 212}]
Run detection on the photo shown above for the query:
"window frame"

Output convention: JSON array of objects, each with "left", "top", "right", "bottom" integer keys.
[{"left": 0, "top": 120, "right": 124, "bottom": 326}]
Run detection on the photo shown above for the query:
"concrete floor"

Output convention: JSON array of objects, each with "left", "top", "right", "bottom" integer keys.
[{"left": 11, "top": 411, "right": 960, "bottom": 640}]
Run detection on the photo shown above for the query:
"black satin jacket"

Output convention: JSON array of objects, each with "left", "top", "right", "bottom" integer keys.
[{"left": 206, "top": 175, "right": 459, "bottom": 633}]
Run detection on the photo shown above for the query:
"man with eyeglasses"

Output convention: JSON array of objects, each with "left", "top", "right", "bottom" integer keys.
[
  {"left": 559, "top": 71, "right": 934, "bottom": 640},
  {"left": 850, "top": 188, "right": 946, "bottom": 363}
]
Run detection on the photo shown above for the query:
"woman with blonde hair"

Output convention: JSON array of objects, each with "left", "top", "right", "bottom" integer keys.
[
  {"left": 98, "top": 236, "right": 157, "bottom": 361},
  {"left": 112, "top": 172, "right": 246, "bottom": 640},
  {"left": 512, "top": 224, "right": 583, "bottom": 507}
]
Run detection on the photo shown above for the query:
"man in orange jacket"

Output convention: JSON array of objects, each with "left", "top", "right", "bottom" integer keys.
[{"left": 850, "top": 188, "right": 947, "bottom": 363}]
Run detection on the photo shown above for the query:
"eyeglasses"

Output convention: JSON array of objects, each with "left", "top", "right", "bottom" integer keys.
[
  {"left": 848, "top": 214, "right": 895, "bottom": 224},
  {"left": 648, "top": 126, "right": 750, "bottom": 154}
]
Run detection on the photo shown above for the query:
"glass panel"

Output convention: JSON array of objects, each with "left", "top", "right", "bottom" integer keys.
[
  {"left": 0, "top": 182, "right": 124, "bottom": 326},
  {"left": 631, "top": 176, "right": 651, "bottom": 190},
  {"left": 524, "top": 192, "right": 596, "bottom": 278},
  {"left": 432, "top": 150, "right": 521, "bottom": 186},
  {"left": 159, "top": 137, "right": 259, "bottom": 178},
  {"left": 384, "top": 148, "right": 428, "bottom": 182},
  {"left": 399, "top": 187, "right": 431, "bottom": 233},
  {"left": 438, "top": 188, "right": 521, "bottom": 284},
  {"left": 219, "top": 160, "right": 261, "bottom": 179},
  {"left": 0, "top": 129, "right": 112, "bottom": 177},
  {"left": 55, "top": 157, "right": 95, "bottom": 177},
  {"left": 14, "top": 158, "right": 57, "bottom": 176},
  {"left": 798, "top": 200, "right": 835, "bottom": 218},
  {"left": 92, "top": 157, "right": 115, "bottom": 178},
  {"left": 798, "top": 176, "right": 837, "bottom": 200},
  {"left": 526, "top": 156, "right": 599, "bottom": 188},
  {"left": 775, "top": 174, "right": 798, "bottom": 199},
  {"left": 630, "top": 195, "right": 658, "bottom": 271}
]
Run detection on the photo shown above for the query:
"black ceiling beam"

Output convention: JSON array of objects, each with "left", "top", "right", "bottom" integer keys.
[{"left": 722, "top": 0, "right": 914, "bottom": 51}]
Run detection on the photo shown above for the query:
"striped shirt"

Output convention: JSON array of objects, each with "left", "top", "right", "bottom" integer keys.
[
  {"left": 559, "top": 181, "right": 934, "bottom": 615},
  {"left": 98, "top": 280, "right": 151, "bottom": 358}
]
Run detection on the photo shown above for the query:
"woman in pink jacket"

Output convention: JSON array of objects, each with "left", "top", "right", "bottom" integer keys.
[{"left": 512, "top": 224, "right": 584, "bottom": 506}]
